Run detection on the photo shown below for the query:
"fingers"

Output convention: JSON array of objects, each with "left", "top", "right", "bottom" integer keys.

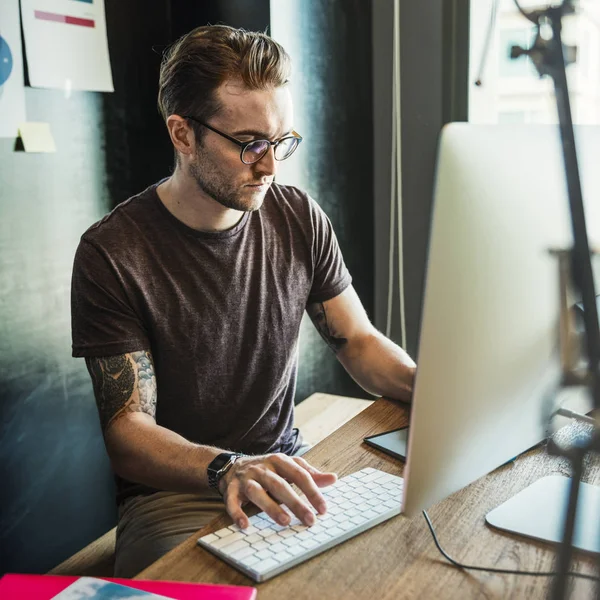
[
  {"left": 292, "top": 456, "right": 338, "bottom": 487},
  {"left": 221, "top": 454, "right": 339, "bottom": 529},
  {"left": 245, "top": 478, "right": 294, "bottom": 526},
  {"left": 270, "top": 456, "right": 328, "bottom": 517},
  {"left": 225, "top": 467, "right": 311, "bottom": 527},
  {"left": 259, "top": 469, "right": 317, "bottom": 525},
  {"left": 223, "top": 478, "right": 250, "bottom": 529}
]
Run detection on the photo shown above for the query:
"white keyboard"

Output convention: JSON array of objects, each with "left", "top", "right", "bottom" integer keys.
[{"left": 197, "top": 467, "right": 403, "bottom": 582}]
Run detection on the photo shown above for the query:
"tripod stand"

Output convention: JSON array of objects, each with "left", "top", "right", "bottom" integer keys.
[{"left": 510, "top": 1, "right": 600, "bottom": 598}]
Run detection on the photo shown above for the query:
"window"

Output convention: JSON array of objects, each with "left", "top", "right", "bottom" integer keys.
[{"left": 470, "top": 0, "right": 600, "bottom": 125}]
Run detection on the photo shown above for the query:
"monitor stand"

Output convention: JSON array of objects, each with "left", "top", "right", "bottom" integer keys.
[{"left": 485, "top": 475, "right": 600, "bottom": 554}]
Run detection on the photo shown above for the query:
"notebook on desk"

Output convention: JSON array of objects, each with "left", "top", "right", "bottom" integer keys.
[{"left": 0, "top": 574, "right": 257, "bottom": 600}]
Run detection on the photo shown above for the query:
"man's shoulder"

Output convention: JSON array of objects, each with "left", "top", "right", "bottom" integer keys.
[{"left": 81, "top": 181, "right": 160, "bottom": 248}]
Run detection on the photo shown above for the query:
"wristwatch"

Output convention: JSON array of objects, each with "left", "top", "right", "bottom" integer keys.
[{"left": 207, "top": 452, "right": 243, "bottom": 494}]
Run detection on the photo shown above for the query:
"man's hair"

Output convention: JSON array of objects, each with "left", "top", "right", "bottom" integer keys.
[{"left": 158, "top": 25, "right": 291, "bottom": 157}]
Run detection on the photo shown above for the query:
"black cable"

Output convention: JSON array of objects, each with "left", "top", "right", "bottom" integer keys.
[
  {"left": 513, "top": 0, "right": 535, "bottom": 22},
  {"left": 474, "top": 0, "right": 499, "bottom": 86},
  {"left": 423, "top": 510, "right": 600, "bottom": 582}
]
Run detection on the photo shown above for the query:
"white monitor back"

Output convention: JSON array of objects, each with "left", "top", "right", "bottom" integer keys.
[{"left": 402, "top": 124, "right": 600, "bottom": 516}]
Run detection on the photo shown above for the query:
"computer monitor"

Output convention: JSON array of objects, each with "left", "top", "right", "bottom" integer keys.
[{"left": 401, "top": 123, "right": 600, "bottom": 517}]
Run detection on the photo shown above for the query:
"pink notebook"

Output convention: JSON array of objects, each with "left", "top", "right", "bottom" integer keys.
[{"left": 0, "top": 573, "right": 257, "bottom": 599}]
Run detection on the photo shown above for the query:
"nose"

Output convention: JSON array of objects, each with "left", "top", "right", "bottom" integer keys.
[{"left": 254, "top": 144, "right": 277, "bottom": 178}]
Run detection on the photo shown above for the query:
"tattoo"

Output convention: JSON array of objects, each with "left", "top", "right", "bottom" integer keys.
[
  {"left": 86, "top": 350, "right": 157, "bottom": 433},
  {"left": 306, "top": 302, "right": 348, "bottom": 354},
  {"left": 134, "top": 351, "right": 157, "bottom": 416}
]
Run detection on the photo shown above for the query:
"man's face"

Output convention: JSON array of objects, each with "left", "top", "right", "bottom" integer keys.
[{"left": 188, "top": 80, "right": 294, "bottom": 213}]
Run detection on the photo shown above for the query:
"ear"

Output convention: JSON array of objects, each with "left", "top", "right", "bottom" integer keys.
[{"left": 166, "top": 115, "right": 196, "bottom": 160}]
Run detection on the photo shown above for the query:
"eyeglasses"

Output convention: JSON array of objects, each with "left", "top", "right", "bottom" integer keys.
[{"left": 183, "top": 115, "right": 303, "bottom": 165}]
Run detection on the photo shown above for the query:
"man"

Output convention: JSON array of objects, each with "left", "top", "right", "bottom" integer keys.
[{"left": 71, "top": 25, "right": 416, "bottom": 577}]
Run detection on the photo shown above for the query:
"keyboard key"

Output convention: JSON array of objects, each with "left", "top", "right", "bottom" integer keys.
[
  {"left": 248, "top": 515, "right": 264, "bottom": 525},
  {"left": 281, "top": 537, "right": 298, "bottom": 548},
  {"left": 241, "top": 525, "right": 259, "bottom": 535},
  {"left": 230, "top": 545, "right": 255, "bottom": 561},
  {"left": 211, "top": 532, "right": 244, "bottom": 549},
  {"left": 215, "top": 528, "right": 234, "bottom": 539},
  {"left": 275, "top": 550, "right": 293, "bottom": 562},
  {"left": 251, "top": 540, "right": 269, "bottom": 551},
  {"left": 244, "top": 554, "right": 261, "bottom": 567},
  {"left": 278, "top": 528, "right": 296, "bottom": 538},
  {"left": 222, "top": 540, "right": 250, "bottom": 556},
  {"left": 300, "top": 538, "right": 319, "bottom": 550},
  {"left": 287, "top": 545, "right": 306, "bottom": 557},
  {"left": 254, "top": 558, "right": 280, "bottom": 574},
  {"left": 350, "top": 515, "right": 368, "bottom": 525},
  {"left": 244, "top": 533, "right": 262, "bottom": 544}
]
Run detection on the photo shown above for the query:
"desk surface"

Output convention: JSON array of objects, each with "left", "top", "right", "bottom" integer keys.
[{"left": 137, "top": 398, "right": 599, "bottom": 599}]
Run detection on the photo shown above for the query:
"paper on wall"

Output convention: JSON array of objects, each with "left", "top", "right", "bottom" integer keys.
[
  {"left": 18, "top": 122, "right": 57, "bottom": 152},
  {"left": 0, "top": 0, "right": 27, "bottom": 138},
  {"left": 20, "top": 0, "right": 114, "bottom": 92}
]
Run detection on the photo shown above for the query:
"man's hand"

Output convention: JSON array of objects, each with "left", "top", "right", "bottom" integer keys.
[{"left": 218, "top": 453, "right": 337, "bottom": 530}]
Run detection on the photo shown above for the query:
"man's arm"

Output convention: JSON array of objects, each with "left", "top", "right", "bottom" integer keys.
[
  {"left": 86, "top": 351, "right": 336, "bottom": 529},
  {"left": 86, "top": 350, "right": 219, "bottom": 493},
  {"left": 306, "top": 286, "right": 416, "bottom": 402}
]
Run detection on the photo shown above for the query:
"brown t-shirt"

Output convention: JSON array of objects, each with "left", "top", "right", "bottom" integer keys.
[{"left": 71, "top": 181, "right": 351, "bottom": 503}]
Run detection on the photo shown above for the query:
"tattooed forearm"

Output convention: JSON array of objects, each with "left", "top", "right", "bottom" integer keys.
[
  {"left": 306, "top": 302, "right": 348, "bottom": 354},
  {"left": 86, "top": 350, "right": 157, "bottom": 434}
]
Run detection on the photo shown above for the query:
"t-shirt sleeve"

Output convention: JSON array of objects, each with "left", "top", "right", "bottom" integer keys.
[
  {"left": 71, "top": 238, "right": 150, "bottom": 357},
  {"left": 307, "top": 196, "right": 352, "bottom": 304}
]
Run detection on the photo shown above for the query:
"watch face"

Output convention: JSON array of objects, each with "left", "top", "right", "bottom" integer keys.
[{"left": 210, "top": 453, "right": 234, "bottom": 472}]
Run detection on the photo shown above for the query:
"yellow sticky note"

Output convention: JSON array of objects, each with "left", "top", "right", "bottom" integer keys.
[{"left": 17, "top": 122, "right": 57, "bottom": 153}]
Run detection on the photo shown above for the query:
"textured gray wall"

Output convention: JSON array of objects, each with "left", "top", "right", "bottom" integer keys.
[
  {"left": 399, "top": 0, "right": 445, "bottom": 358},
  {"left": 271, "top": 0, "right": 375, "bottom": 403},
  {"left": 0, "top": 79, "right": 117, "bottom": 575},
  {"left": 0, "top": 0, "right": 173, "bottom": 574}
]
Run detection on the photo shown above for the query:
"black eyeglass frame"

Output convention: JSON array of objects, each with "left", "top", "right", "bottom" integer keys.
[{"left": 183, "top": 115, "right": 303, "bottom": 165}]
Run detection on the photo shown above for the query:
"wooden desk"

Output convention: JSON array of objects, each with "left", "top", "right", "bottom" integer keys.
[{"left": 137, "top": 398, "right": 599, "bottom": 599}]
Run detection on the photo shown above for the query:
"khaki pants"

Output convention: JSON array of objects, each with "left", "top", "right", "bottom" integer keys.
[{"left": 114, "top": 440, "right": 311, "bottom": 577}]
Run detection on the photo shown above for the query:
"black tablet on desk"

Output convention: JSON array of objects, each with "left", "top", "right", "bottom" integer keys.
[{"left": 363, "top": 426, "right": 409, "bottom": 461}]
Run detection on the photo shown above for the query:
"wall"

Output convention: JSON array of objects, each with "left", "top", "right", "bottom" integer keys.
[
  {"left": 271, "top": 0, "right": 374, "bottom": 402},
  {"left": 373, "top": 0, "right": 469, "bottom": 358},
  {"left": 0, "top": 0, "right": 172, "bottom": 574}
]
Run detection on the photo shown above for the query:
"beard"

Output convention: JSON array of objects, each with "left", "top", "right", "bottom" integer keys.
[{"left": 188, "top": 148, "right": 268, "bottom": 213}]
